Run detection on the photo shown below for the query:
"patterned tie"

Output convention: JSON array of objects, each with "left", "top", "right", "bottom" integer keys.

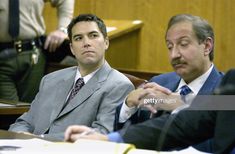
[
  {"left": 180, "top": 85, "right": 192, "bottom": 102},
  {"left": 67, "top": 78, "right": 84, "bottom": 102},
  {"left": 9, "top": 0, "right": 20, "bottom": 38},
  {"left": 171, "top": 85, "right": 192, "bottom": 114}
]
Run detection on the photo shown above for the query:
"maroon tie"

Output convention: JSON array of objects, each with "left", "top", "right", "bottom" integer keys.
[{"left": 67, "top": 78, "right": 84, "bottom": 102}]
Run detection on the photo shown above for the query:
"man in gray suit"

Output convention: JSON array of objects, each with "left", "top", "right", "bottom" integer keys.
[{"left": 9, "top": 14, "right": 134, "bottom": 140}]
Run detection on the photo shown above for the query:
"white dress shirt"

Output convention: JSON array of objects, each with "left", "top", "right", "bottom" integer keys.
[{"left": 66, "top": 67, "right": 100, "bottom": 101}]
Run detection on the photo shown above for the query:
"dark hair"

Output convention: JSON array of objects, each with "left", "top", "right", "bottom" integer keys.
[
  {"left": 67, "top": 14, "right": 107, "bottom": 41},
  {"left": 166, "top": 14, "right": 214, "bottom": 61}
]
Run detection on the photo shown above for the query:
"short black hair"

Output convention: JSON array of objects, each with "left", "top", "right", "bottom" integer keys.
[{"left": 67, "top": 14, "right": 107, "bottom": 41}]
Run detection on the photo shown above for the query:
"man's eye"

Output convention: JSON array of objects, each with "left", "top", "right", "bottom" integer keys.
[
  {"left": 179, "top": 40, "right": 189, "bottom": 47},
  {"left": 180, "top": 43, "right": 188, "bottom": 47},
  {"left": 74, "top": 36, "right": 82, "bottom": 41},
  {"left": 168, "top": 47, "right": 172, "bottom": 51},
  {"left": 90, "top": 33, "right": 99, "bottom": 38},
  {"left": 167, "top": 45, "right": 173, "bottom": 51}
]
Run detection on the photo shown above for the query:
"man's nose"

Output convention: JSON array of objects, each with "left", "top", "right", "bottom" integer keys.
[
  {"left": 83, "top": 36, "right": 91, "bottom": 47},
  {"left": 170, "top": 46, "right": 181, "bottom": 59}
]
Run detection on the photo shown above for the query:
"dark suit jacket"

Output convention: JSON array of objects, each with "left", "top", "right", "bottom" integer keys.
[
  {"left": 114, "top": 66, "right": 224, "bottom": 130},
  {"left": 120, "top": 69, "right": 235, "bottom": 154},
  {"left": 121, "top": 111, "right": 235, "bottom": 154}
]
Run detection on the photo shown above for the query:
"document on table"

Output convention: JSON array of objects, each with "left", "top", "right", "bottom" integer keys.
[
  {"left": 0, "top": 138, "right": 209, "bottom": 154},
  {"left": 0, "top": 138, "right": 52, "bottom": 152},
  {"left": 159, "top": 146, "right": 210, "bottom": 154},
  {"left": 128, "top": 146, "right": 210, "bottom": 154},
  {"left": 0, "top": 138, "right": 135, "bottom": 154}
]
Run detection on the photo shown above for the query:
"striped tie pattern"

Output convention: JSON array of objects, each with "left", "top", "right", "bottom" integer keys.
[{"left": 67, "top": 78, "right": 84, "bottom": 102}]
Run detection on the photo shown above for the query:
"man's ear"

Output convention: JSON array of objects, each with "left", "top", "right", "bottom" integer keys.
[
  {"left": 104, "top": 37, "right": 109, "bottom": 50},
  {"left": 70, "top": 43, "right": 75, "bottom": 56},
  {"left": 204, "top": 37, "right": 213, "bottom": 56}
]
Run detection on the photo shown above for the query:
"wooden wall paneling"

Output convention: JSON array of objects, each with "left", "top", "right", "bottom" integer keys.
[
  {"left": 43, "top": 3, "right": 57, "bottom": 33},
  {"left": 106, "top": 29, "right": 141, "bottom": 69},
  {"left": 44, "top": 0, "right": 235, "bottom": 73},
  {"left": 213, "top": 0, "right": 235, "bottom": 72}
]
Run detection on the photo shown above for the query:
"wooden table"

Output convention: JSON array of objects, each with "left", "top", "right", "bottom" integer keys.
[
  {"left": 0, "top": 129, "right": 35, "bottom": 139},
  {"left": 0, "top": 99, "right": 30, "bottom": 130}
]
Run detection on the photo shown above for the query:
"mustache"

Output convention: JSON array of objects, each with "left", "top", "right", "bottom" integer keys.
[{"left": 171, "top": 59, "right": 186, "bottom": 66}]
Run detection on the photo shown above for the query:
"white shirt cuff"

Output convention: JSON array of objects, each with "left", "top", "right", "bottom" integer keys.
[{"left": 119, "top": 98, "right": 138, "bottom": 123}]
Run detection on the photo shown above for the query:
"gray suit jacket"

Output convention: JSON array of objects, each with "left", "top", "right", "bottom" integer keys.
[{"left": 9, "top": 61, "right": 134, "bottom": 140}]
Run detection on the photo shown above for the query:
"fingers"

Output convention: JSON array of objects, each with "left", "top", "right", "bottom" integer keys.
[
  {"left": 143, "top": 82, "right": 172, "bottom": 95},
  {"left": 144, "top": 104, "right": 157, "bottom": 114},
  {"left": 126, "top": 88, "right": 149, "bottom": 107},
  {"left": 64, "top": 125, "right": 108, "bottom": 143},
  {"left": 64, "top": 125, "right": 91, "bottom": 142},
  {"left": 44, "top": 30, "right": 67, "bottom": 52},
  {"left": 75, "top": 133, "right": 108, "bottom": 142}
]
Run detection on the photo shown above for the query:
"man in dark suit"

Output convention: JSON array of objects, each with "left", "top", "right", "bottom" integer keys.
[
  {"left": 64, "top": 69, "right": 235, "bottom": 154},
  {"left": 118, "top": 69, "right": 235, "bottom": 154},
  {"left": 115, "top": 14, "right": 223, "bottom": 131}
]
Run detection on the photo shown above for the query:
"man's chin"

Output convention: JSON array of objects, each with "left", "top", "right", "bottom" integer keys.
[
  {"left": 81, "top": 59, "right": 103, "bottom": 67},
  {"left": 175, "top": 69, "right": 188, "bottom": 77}
]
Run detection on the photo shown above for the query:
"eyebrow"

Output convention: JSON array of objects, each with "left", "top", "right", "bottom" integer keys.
[
  {"left": 166, "top": 36, "right": 190, "bottom": 42},
  {"left": 73, "top": 30, "right": 99, "bottom": 38}
]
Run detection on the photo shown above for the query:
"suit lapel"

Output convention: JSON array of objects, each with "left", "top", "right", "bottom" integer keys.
[
  {"left": 198, "top": 66, "right": 223, "bottom": 95},
  {"left": 58, "top": 76, "right": 101, "bottom": 117},
  {"left": 169, "top": 67, "right": 223, "bottom": 94},
  {"left": 56, "top": 61, "right": 112, "bottom": 118},
  {"left": 49, "top": 68, "right": 76, "bottom": 123},
  {"left": 166, "top": 73, "right": 181, "bottom": 91}
]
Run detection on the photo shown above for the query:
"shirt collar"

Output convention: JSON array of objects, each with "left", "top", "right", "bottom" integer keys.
[
  {"left": 176, "top": 64, "right": 214, "bottom": 94},
  {"left": 74, "top": 67, "right": 100, "bottom": 84}
]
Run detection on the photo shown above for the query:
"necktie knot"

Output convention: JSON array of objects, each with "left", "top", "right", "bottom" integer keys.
[
  {"left": 180, "top": 85, "right": 192, "bottom": 96},
  {"left": 180, "top": 85, "right": 191, "bottom": 102},
  {"left": 68, "top": 78, "right": 84, "bottom": 101}
]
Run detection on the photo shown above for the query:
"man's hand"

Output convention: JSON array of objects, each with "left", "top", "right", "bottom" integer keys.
[
  {"left": 64, "top": 125, "right": 108, "bottom": 143},
  {"left": 125, "top": 88, "right": 149, "bottom": 108},
  {"left": 142, "top": 82, "right": 172, "bottom": 94},
  {"left": 126, "top": 82, "right": 185, "bottom": 113},
  {"left": 144, "top": 92, "right": 184, "bottom": 112},
  {"left": 126, "top": 82, "right": 172, "bottom": 109},
  {"left": 44, "top": 30, "right": 68, "bottom": 52}
]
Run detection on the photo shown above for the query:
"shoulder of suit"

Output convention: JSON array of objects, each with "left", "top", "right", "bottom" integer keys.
[
  {"left": 43, "top": 66, "right": 77, "bottom": 79},
  {"left": 150, "top": 72, "right": 179, "bottom": 82},
  {"left": 109, "top": 69, "right": 133, "bottom": 83}
]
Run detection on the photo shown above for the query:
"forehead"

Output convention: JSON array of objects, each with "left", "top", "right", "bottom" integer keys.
[
  {"left": 72, "top": 21, "right": 101, "bottom": 35},
  {"left": 166, "top": 21, "right": 195, "bottom": 41}
]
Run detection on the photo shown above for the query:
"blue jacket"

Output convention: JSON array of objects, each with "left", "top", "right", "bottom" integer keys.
[{"left": 114, "top": 66, "right": 224, "bottom": 131}]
